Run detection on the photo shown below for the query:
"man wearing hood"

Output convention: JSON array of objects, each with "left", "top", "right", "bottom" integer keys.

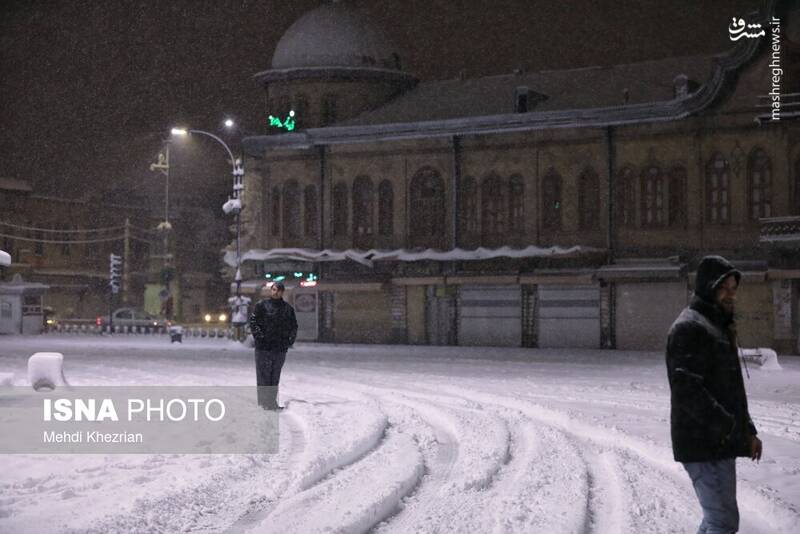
[
  {"left": 666, "top": 255, "right": 762, "bottom": 533},
  {"left": 249, "top": 281, "right": 298, "bottom": 410}
]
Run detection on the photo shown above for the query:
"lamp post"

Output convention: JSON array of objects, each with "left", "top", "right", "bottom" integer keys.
[
  {"left": 150, "top": 141, "right": 174, "bottom": 319},
  {"left": 170, "top": 126, "right": 247, "bottom": 339}
]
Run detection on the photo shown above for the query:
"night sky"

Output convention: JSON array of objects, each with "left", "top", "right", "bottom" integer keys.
[{"left": 1, "top": 0, "right": 760, "bottom": 204}]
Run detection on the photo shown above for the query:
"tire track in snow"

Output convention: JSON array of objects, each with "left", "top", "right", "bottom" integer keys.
[
  {"left": 77, "top": 413, "right": 305, "bottom": 534},
  {"left": 225, "top": 386, "right": 389, "bottom": 532},
  {"left": 247, "top": 428, "right": 424, "bottom": 534},
  {"left": 325, "top": 379, "right": 599, "bottom": 534},
  {"left": 290, "top": 376, "right": 518, "bottom": 533},
  {"left": 430, "top": 382, "right": 799, "bottom": 533}
]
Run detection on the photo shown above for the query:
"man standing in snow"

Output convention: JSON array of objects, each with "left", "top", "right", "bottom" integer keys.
[
  {"left": 249, "top": 281, "right": 298, "bottom": 410},
  {"left": 666, "top": 255, "right": 762, "bottom": 533}
]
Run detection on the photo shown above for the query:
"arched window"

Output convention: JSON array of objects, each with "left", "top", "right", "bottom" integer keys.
[
  {"left": 271, "top": 186, "right": 281, "bottom": 236},
  {"left": 706, "top": 153, "right": 730, "bottom": 224},
  {"left": 352, "top": 176, "right": 375, "bottom": 249},
  {"left": 640, "top": 166, "right": 665, "bottom": 227},
  {"left": 541, "top": 169, "right": 562, "bottom": 230},
  {"left": 509, "top": 174, "right": 525, "bottom": 235},
  {"left": 378, "top": 180, "right": 394, "bottom": 237},
  {"left": 795, "top": 156, "right": 800, "bottom": 216},
  {"left": 282, "top": 181, "right": 301, "bottom": 239},
  {"left": 616, "top": 167, "right": 635, "bottom": 228},
  {"left": 333, "top": 182, "right": 348, "bottom": 238},
  {"left": 294, "top": 94, "right": 308, "bottom": 128},
  {"left": 409, "top": 167, "right": 445, "bottom": 249},
  {"left": 748, "top": 148, "right": 771, "bottom": 220},
  {"left": 61, "top": 225, "right": 71, "bottom": 256},
  {"left": 459, "top": 176, "right": 478, "bottom": 245},
  {"left": 669, "top": 166, "right": 687, "bottom": 227},
  {"left": 321, "top": 94, "right": 337, "bottom": 127},
  {"left": 304, "top": 185, "right": 318, "bottom": 237},
  {"left": 481, "top": 174, "right": 506, "bottom": 245},
  {"left": 578, "top": 168, "right": 599, "bottom": 230}
]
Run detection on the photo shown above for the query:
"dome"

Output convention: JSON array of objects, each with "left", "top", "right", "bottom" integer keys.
[{"left": 271, "top": 2, "right": 401, "bottom": 70}]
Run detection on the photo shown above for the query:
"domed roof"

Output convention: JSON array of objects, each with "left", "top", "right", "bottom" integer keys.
[{"left": 271, "top": 2, "right": 401, "bottom": 70}]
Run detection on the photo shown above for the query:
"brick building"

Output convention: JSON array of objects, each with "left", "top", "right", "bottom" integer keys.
[{"left": 233, "top": 1, "right": 800, "bottom": 352}]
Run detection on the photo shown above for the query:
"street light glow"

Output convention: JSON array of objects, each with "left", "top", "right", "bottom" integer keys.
[
  {"left": 224, "top": 119, "right": 234, "bottom": 128},
  {"left": 170, "top": 127, "right": 188, "bottom": 136}
]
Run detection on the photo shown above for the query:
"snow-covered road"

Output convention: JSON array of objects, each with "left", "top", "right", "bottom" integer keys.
[{"left": 1, "top": 336, "right": 799, "bottom": 533}]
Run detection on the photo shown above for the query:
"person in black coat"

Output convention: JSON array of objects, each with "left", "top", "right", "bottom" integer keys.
[
  {"left": 249, "top": 281, "right": 298, "bottom": 410},
  {"left": 666, "top": 255, "right": 762, "bottom": 533}
]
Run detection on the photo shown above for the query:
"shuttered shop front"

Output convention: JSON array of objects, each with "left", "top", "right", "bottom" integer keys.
[
  {"left": 333, "top": 290, "right": 392, "bottom": 344},
  {"left": 615, "top": 282, "right": 687, "bottom": 350},
  {"left": 537, "top": 285, "right": 600, "bottom": 348},
  {"left": 458, "top": 285, "right": 521, "bottom": 347}
]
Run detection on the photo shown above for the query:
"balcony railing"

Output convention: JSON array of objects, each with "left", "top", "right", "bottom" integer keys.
[{"left": 759, "top": 216, "right": 800, "bottom": 243}]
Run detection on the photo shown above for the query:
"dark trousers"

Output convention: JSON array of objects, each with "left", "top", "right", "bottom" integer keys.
[{"left": 255, "top": 349, "right": 287, "bottom": 409}]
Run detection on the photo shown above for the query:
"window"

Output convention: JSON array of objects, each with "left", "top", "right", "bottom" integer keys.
[
  {"left": 3, "top": 238, "right": 13, "bottom": 262},
  {"left": 515, "top": 86, "right": 529, "bottom": 113},
  {"left": 748, "top": 148, "right": 771, "bottom": 220},
  {"left": 578, "top": 168, "right": 599, "bottom": 230},
  {"left": 271, "top": 186, "right": 281, "bottom": 236},
  {"left": 706, "top": 153, "right": 730, "bottom": 224},
  {"left": 333, "top": 182, "right": 349, "bottom": 237},
  {"left": 459, "top": 177, "right": 478, "bottom": 244},
  {"left": 352, "top": 176, "right": 375, "bottom": 249},
  {"left": 795, "top": 157, "right": 800, "bottom": 216},
  {"left": 321, "top": 94, "right": 337, "bottom": 126},
  {"left": 1, "top": 301, "right": 11, "bottom": 319},
  {"left": 61, "top": 225, "right": 71, "bottom": 256},
  {"left": 481, "top": 174, "right": 506, "bottom": 246},
  {"left": 23, "top": 296, "right": 41, "bottom": 315},
  {"left": 294, "top": 94, "right": 308, "bottom": 128},
  {"left": 640, "top": 166, "right": 665, "bottom": 227},
  {"left": 616, "top": 167, "right": 636, "bottom": 228},
  {"left": 378, "top": 180, "right": 394, "bottom": 237},
  {"left": 304, "top": 185, "right": 318, "bottom": 237},
  {"left": 282, "top": 180, "right": 301, "bottom": 239},
  {"left": 35, "top": 229, "right": 44, "bottom": 256},
  {"left": 541, "top": 169, "right": 562, "bottom": 230},
  {"left": 509, "top": 175, "right": 525, "bottom": 235},
  {"left": 669, "top": 166, "right": 687, "bottom": 227},
  {"left": 409, "top": 167, "right": 445, "bottom": 249}
]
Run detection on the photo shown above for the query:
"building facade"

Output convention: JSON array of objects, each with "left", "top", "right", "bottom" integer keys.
[
  {"left": 234, "top": 1, "right": 800, "bottom": 352},
  {"left": 0, "top": 180, "right": 225, "bottom": 324}
]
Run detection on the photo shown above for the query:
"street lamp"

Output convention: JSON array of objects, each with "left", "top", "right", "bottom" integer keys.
[{"left": 171, "top": 126, "right": 247, "bottom": 338}]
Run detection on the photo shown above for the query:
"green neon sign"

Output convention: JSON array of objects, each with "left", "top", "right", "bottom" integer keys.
[{"left": 268, "top": 110, "right": 296, "bottom": 131}]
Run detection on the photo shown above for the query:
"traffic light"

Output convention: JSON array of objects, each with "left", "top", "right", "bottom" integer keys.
[{"left": 109, "top": 253, "right": 122, "bottom": 294}]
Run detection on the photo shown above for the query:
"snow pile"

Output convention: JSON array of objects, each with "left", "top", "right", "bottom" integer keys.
[
  {"left": 740, "top": 348, "right": 782, "bottom": 371},
  {"left": 27, "top": 352, "right": 69, "bottom": 391},
  {"left": 0, "top": 372, "right": 14, "bottom": 386}
]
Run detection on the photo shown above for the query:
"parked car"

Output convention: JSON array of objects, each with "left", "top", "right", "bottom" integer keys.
[
  {"left": 202, "top": 311, "right": 228, "bottom": 324},
  {"left": 96, "top": 308, "right": 168, "bottom": 329}
]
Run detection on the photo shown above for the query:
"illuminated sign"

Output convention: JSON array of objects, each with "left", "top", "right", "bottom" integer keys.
[{"left": 268, "top": 110, "right": 296, "bottom": 131}]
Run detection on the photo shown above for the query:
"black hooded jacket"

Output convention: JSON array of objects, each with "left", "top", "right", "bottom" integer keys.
[
  {"left": 249, "top": 297, "right": 298, "bottom": 352},
  {"left": 665, "top": 256, "right": 757, "bottom": 462}
]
